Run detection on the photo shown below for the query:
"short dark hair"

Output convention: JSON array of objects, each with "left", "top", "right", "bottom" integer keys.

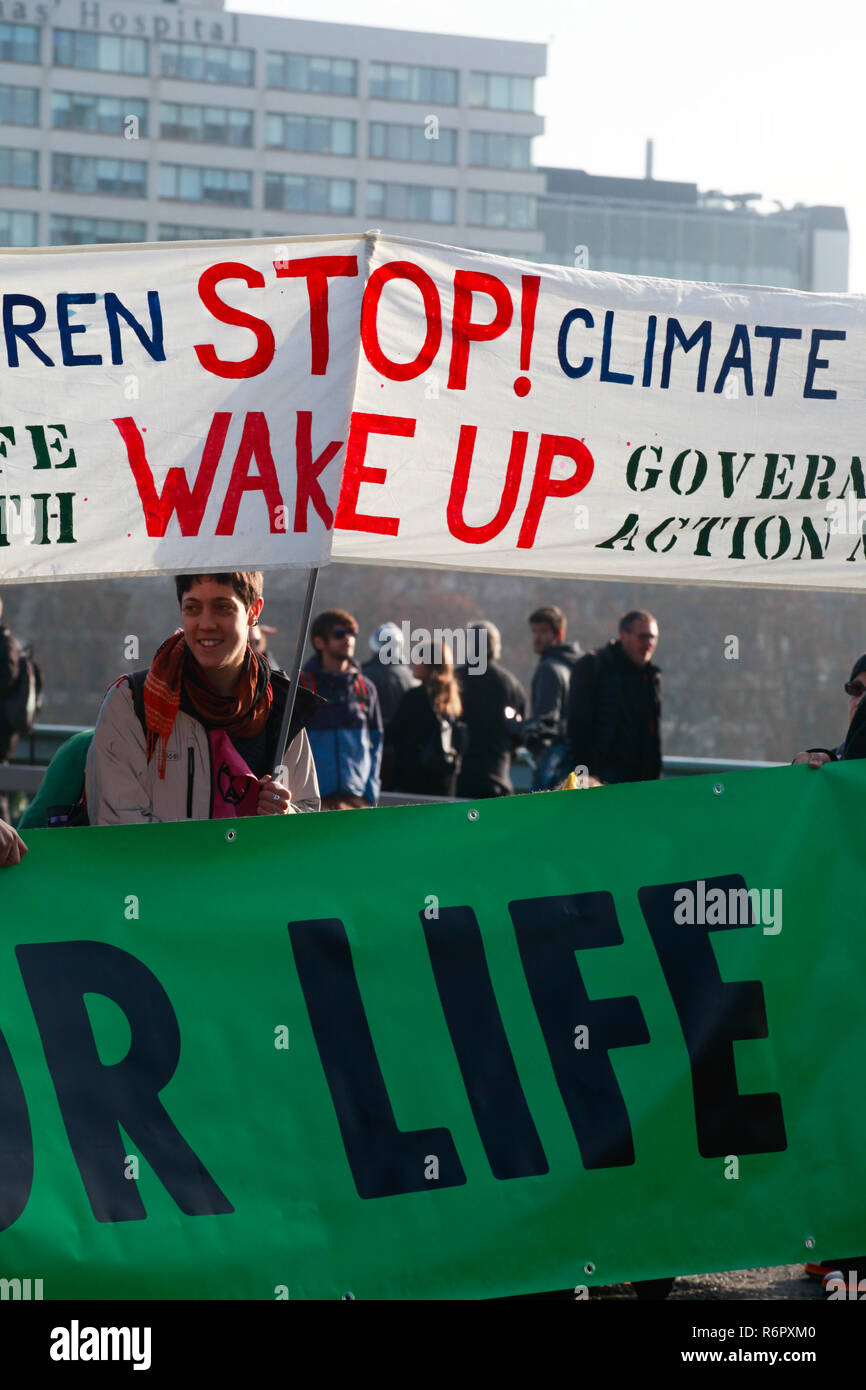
[
  {"left": 529, "top": 605, "right": 566, "bottom": 636},
  {"left": 311, "top": 608, "right": 358, "bottom": 644},
  {"left": 619, "top": 609, "right": 657, "bottom": 632},
  {"left": 175, "top": 572, "right": 263, "bottom": 607}
]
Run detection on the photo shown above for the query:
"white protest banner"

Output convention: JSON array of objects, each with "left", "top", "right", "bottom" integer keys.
[
  {"left": 3, "top": 232, "right": 866, "bottom": 590},
  {"left": 333, "top": 235, "right": 866, "bottom": 590},
  {"left": 0, "top": 235, "right": 366, "bottom": 583}
]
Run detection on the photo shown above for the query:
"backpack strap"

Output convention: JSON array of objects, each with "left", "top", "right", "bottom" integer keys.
[
  {"left": 353, "top": 673, "right": 370, "bottom": 719},
  {"left": 126, "top": 670, "right": 149, "bottom": 738}
]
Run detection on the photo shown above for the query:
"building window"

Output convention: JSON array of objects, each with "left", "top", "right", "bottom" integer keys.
[
  {"left": 0, "top": 23, "right": 40, "bottom": 64},
  {"left": 159, "top": 224, "right": 251, "bottom": 241},
  {"left": 468, "top": 131, "right": 531, "bottom": 170},
  {"left": 0, "top": 147, "right": 38, "bottom": 188},
  {"left": 158, "top": 163, "right": 252, "bottom": 206},
  {"left": 264, "top": 173, "right": 355, "bottom": 216},
  {"left": 0, "top": 209, "right": 36, "bottom": 245},
  {"left": 469, "top": 71, "right": 535, "bottom": 111},
  {"left": 369, "top": 62, "right": 457, "bottom": 105},
  {"left": 0, "top": 84, "right": 39, "bottom": 126},
  {"left": 159, "top": 103, "right": 253, "bottom": 147},
  {"left": 266, "top": 51, "right": 356, "bottom": 96},
  {"left": 265, "top": 113, "right": 355, "bottom": 156},
  {"left": 52, "top": 153, "right": 147, "bottom": 199},
  {"left": 50, "top": 215, "right": 147, "bottom": 246},
  {"left": 466, "top": 189, "right": 535, "bottom": 228},
  {"left": 53, "top": 29, "right": 148, "bottom": 75},
  {"left": 52, "top": 93, "right": 149, "bottom": 138},
  {"left": 369, "top": 121, "right": 457, "bottom": 165},
  {"left": 366, "top": 181, "right": 455, "bottom": 224},
  {"left": 160, "top": 41, "right": 254, "bottom": 86}
]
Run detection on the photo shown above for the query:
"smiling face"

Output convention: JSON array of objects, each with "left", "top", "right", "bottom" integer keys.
[{"left": 180, "top": 577, "right": 263, "bottom": 689}]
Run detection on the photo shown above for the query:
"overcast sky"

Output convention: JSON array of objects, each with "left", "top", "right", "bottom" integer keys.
[{"left": 228, "top": 0, "right": 863, "bottom": 292}]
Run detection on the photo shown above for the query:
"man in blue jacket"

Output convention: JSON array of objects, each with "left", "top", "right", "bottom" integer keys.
[{"left": 301, "top": 609, "right": 383, "bottom": 809}]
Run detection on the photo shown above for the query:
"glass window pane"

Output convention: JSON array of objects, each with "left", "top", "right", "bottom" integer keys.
[
  {"left": 389, "top": 65, "right": 410, "bottom": 100},
  {"left": 489, "top": 75, "right": 509, "bottom": 109},
  {"left": 266, "top": 53, "right": 283, "bottom": 87},
  {"left": 511, "top": 76, "right": 533, "bottom": 111},
  {"left": 469, "top": 72, "right": 486, "bottom": 106},
  {"left": 287, "top": 55, "right": 306, "bottom": 89},
  {"left": 431, "top": 188, "right": 453, "bottom": 222}
]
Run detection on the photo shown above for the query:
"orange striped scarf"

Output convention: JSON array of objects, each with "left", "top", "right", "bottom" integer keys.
[{"left": 144, "top": 631, "right": 272, "bottom": 778}]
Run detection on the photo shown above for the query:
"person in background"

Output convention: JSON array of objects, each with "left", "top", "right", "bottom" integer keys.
[
  {"left": 249, "top": 622, "right": 278, "bottom": 662},
  {"left": 793, "top": 654, "right": 866, "bottom": 767},
  {"left": 790, "top": 652, "right": 866, "bottom": 1288},
  {"left": 456, "top": 619, "right": 527, "bottom": 799},
  {"left": 362, "top": 622, "right": 419, "bottom": 791},
  {"left": 0, "top": 819, "right": 26, "bottom": 866},
  {"left": 523, "top": 604, "right": 582, "bottom": 790},
  {"left": 567, "top": 610, "right": 661, "bottom": 785},
  {"left": 390, "top": 641, "right": 466, "bottom": 798},
  {"left": 86, "top": 572, "right": 321, "bottom": 824},
  {"left": 301, "top": 608, "right": 383, "bottom": 810},
  {"left": 0, "top": 595, "right": 23, "bottom": 824}
]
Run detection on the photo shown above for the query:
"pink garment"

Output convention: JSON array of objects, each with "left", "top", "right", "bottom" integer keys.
[{"left": 208, "top": 729, "right": 259, "bottom": 818}]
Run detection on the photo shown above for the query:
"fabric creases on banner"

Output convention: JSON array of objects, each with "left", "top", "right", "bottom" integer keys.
[
  {"left": 0, "top": 234, "right": 368, "bottom": 582},
  {"left": 1, "top": 763, "right": 864, "bottom": 1299},
  {"left": 2, "top": 232, "right": 866, "bottom": 588}
]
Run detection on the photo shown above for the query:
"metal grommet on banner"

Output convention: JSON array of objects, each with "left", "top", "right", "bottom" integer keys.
[
  {"left": 467, "top": 809, "right": 479, "bottom": 821},
  {"left": 225, "top": 829, "right": 236, "bottom": 842},
  {"left": 584, "top": 1261, "right": 595, "bottom": 1276},
  {"left": 804, "top": 1236, "right": 816, "bottom": 1250},
  {"left": 341, "top": 1291, "right": 356, "bottom": 1300},
  {"left": 713, "top": 783, "right": 724, "bottom": 795}
]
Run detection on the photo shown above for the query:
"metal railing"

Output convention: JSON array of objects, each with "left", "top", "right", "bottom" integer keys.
[{"left": 0, "top": 723, "right": 786, "bottom": 809}]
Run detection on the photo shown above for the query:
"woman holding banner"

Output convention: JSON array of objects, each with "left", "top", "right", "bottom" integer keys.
[{"left": 85, "top": 572, "right": 322, "bottom": 824}]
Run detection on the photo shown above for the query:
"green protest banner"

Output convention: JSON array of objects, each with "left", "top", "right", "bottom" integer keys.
[{"left": 1, "top": 762, "right": 864, "bottom": 1300}]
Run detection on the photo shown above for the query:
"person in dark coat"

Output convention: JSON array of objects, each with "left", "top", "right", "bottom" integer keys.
[
  {"left": 362, "top": 621, "right": 419, "bottom": 791},
  {"left": 567, "top": 610, "right": 661, "bottom": 785},
  {"left": 390, "top": 642, "right": 466, "bottom": 798},
  {"left": 523, "top": 604, "right": 582, "bottom": 790},
  {"left": 362, "top": 622, "right": 418, "bottom": 725},
  {"left": 456, "top": 620, "right": 527, "bottom": 798},
  {"left": 794, "top": 654, "right": 866, "bottom": 766}
]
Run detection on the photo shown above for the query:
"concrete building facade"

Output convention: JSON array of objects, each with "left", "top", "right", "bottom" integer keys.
[
  {"left": 0, "top": 0, "right": 546, "bottom": 253},
  {"left": 538, "top": 167, "right": 849, "bottom": 292}
]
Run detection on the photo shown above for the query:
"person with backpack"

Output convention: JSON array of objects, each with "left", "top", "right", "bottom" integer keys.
[
  {"left": 300, "top": 609, "right": 383, "bottom": 810},
  {"left": 85, "top": 572, "right": 321, "bottom": 825},
  {"left": 456, "top": 620, "right": 527, "bottom": 799},
  {"left": 389, "top": 641, "right": 467, "bottom": 798},
  {"left": 0, "top": 596, "right": 43, "bottom": 824}
]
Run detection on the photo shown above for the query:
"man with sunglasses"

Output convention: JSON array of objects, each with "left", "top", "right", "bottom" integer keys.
[
  {"left": 793, "top": 655, "right": 866, "bottom": 767},
  {"left": 301, "top": 609, "right": 383, "bottom": 810}
]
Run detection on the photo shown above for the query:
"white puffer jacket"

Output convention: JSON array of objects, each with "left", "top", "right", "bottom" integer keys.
[{"left": 85, "top": 678, "right": 320, "bottom": 825}]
